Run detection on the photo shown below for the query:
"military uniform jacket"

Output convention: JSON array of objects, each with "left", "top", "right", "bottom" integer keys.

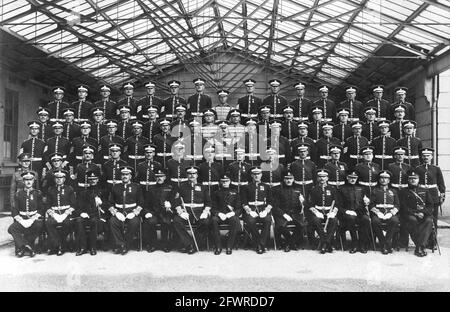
[
  {"left": 272, "top": 184, "right": 304, "bottom": 217},
  {"left": 38, "top": 122, "right": 53, "bottom": 142},
  {"left": 333, "top": 123, "right": 352, "bottom": 146},
  {"left": 198, "top": 161, "right": 223, "bottom": 185},
  {"left": 373, "top": 135, "right": 396, "bottom": 163},
  {"left": 212, "top": 187, "right": 242, "bottom": 216},
  {"left": 389, "top": 101, "right": 415, "bottom": 121},
  {"left": 338, "top": 184, "right": 368, "bottom": 216},
  {"left": 369, "top": 185, "right": 400, "bottom": 215},
  {"left": 143, "top": 182, "right": 175, "bottom": 218},
  {"left": 47, "top": 100, "right": 69, "bottom": 121},
  {"left": 313, "top": 99, "right": 336, "bottom": 122},
  {"left": 75, "top": 162, "right": 102, "bottom": 188},
  {"left": 415, "top": 163, "right": 446, "bottom": 204},
  {"left": 44, "top": 136, "right": 71, "bottom": 164},
  {"left": 91, "top": 122, "right": 108, "bottom": 145},
  {"left": 362, "top": 121, "right": 380, "bottom": 144},
  {"left": 99, "top": 134, "right": 125, "bottom": 162},
  {"left": 187, "top": 93, "right": 212, "bottom": 117},
  {"left": 46, "top": 184, "right": 77, "bottom": 214},
  {"left": 265, "top": 135, "right": 291, "bottom": 164},
  {"left": 262, "top": 94, "right": 288, "bottom": 118},
  {"left": 290, "top": 159, "right": 317, "bottom": 185},
  {"left": 69, "top": 136, "right": 98, "bottom": 164},
  {"left": 12, "top": 188, "right": 44, "bottom": 219},
  {"left": 70, "top": 100, "right": 94, "bottom": 122},
  {"left": 307, "top": 184, "right": 340, "bottom": 211},
  {"left": 257, "top": 119, "right": 271, "bottom": 140},
  {"left": 290, "top": 136, "right": 316, "bottom": 161},
  {"left": 153, "top": 132, "right": 176, "bottom": 165},
  {"left": 344, "top": 135, "right": 369, "bottom": 161},
  {"left": 261, "top": 162, "right": 285, "bottom": 187},
  {"left": 237, "top": 94, "right": 262, "bottom": 119},
  {"left": 399, "top": 187, "right": 433, "bottom": 217},
  {"left": 94, "top": 99, "right": 118, "bottom": 120},
  {"left": 338, "top": 99, "right": 363, "bottom": 121},
  {"left": 41, "top": 167, "right": 67, "bottom": 195},
  {"left": 213, "top": 104, "right": 232, "bottom": 122},
  {"left": 143, "top": 120, "right": 161, "bottom": 143},
  {"left": 387, "top": 162, "right": 411, "bottom": 189},
  {"left": 10, "top": 170, "right": 40, "bottom": 210},
  {"left": 397, "top": 136, "right": 422, "bottom": 166},
  {"left": 281, "top": 119, "right": 298, "bottom": 143},
  {"left": 102, "top": 159, "right": 128, "bottom": 186},
  {"left": 225, "top": 161, "right": 251, "bottom": 185},
  {"left": 76, "top": 184, "right": 107, "bottom": 218},
  {"left": 62, "top": 122, "right": 81, "bottom": 141},
  {"left": 170, "top": 119, "right": 190, "bottom": 139},
  {"left": 124, "top": 135, "right": 149, "bottom": 161},
  {"left": 324, "top": 161, "right": 348, "bottom": 188},
  {"left": 354, "top": 162, "right": 381, "bottom": 187},
  {"left": 108, "top": 182, "right": 144, "bottom": 213},
  {"left": 241, "top": 182, "right": 273, "bottom": 210},
  {"left": 135, "top": 160, "right": 163, "bottom": 190},
  {"left": 20, "top": 137, "right": 46, "bottom": 164},
  {"left": 289, "top": 97, "right": 312, "bottom": 121},
  {"left": 117, "top": 120, "right": 133, "bottom": 141},
  {"left": 307, "top": 120, "right": 323, "bottom": 142},
  {"left": 389, "top": 119, "right": 406, "bottom": 140},
  {"left": 167, "top": 158, "right": 193, "bottom": 183},
  {"left": 201, "top": 123, "right": 220, "bottom": 143},
  {"left": 244, "top": 131, "right": 263, "bottom": 165},
  {"left": 117, "top": 97, "right": 139, "bottom": 118},
  {"left": 136, "top": 96, "right": 164, "bottom": 121},
  {"left": 162, "top": 96, "right": 187, "bottom": 119},
  {"left": 316, "top": 137, "right": 341, "bottom": 164},
  {"left": 174, "top": 182, "right": 212, "bottom": 218},
  {"left": 364, "top": 98, "right": 390, "bottom": 121}
]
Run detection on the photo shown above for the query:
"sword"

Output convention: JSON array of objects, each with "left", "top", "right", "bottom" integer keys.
[{"left": 180, "top": 196, "right": 199, "bottom": 252}]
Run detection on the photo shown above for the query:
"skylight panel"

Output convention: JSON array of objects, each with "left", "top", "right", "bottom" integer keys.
[
  {"left": 328, "top": 55, "right": 358, "bottom": 70},
  {"left": 395, "top": 28, "right": 436, "bottom": 50},
  {"left": 60, "top": 44, "right": 94, "bottom": 59},
  {"left": 279, "top": 0, "right": 307, "bottom": 16},
  {"left": 1, "top": 1, "right": 30, "bottom": 22},
  {"left": 182, "top": 0, "right": 208, "bottom": 13}
]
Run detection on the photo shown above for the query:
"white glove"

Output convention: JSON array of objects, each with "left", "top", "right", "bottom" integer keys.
[
  {"left": 259, "top": 210, "right": 268, "bottom": 218},
  {"left": 94, "top": 196, "right": 102, "bottom": 207},
  {"left": 180, "top": 212, "right": 189, "bottom": 220},
  {"left": 24, "top": 219, "right": 35, "bottom": 228},
  {"left": 54, "top": 214, "right": 66, "bottom": 223},
  {"left": 376, "top": 212, "right": 384, "bottom": 219},
  {"left": 20, "top": 219, "right": 32, "bottom": 228},
  {"left": 299, "top": 194, "right": 305, "bottom": 204},
  {"left": 226, "top": 212, "right": 235, "bottom": 219},
  {"left": 363, "top": 195, "right": 370, "bottom": 206},
  {"left": 126, "top": 212, "right": 136, "bottom": 220},
  {"left": 385, "top": 212, "right": 393, "bottom": 219},
  {"left": 218, "top": 212, "right": 227, "bottom": 221},
  {"left": 80, "top": 213, "right": 89, "bottom": 219},
  {"left": 249, "top": 211, "right": 258, "bottom": 218},
  {"left": 200, "top": 212, "right": 208, "bottom": 219},
  {"left": 145, "top": 213, "right": 152, "bottom": 219},
  {"left": 315, "top": 211, "right": 324, "bottom": 219},
  {"left": 345, "top": 210, "right": 357, "bottom": 217},
  {"left": 164, "top": 201, "right": 171, "bottom": 209},
  {"left": 115, "top": 212, "right": 126, "bottom": 222},
  {"left": 327, "top": 211, "right": 336, "bottom": 219},
  {"left": 70, "top": 174, "right": 76, "bottom": 180},
  {"left": 283, "top": 213, "right": 293, "bottom": 222}
]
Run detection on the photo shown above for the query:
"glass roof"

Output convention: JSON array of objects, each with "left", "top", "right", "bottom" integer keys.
[{"left": 0, "top": 0, "right": 449, "bottom": 89}]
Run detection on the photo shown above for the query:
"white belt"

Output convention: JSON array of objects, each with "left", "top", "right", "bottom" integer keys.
[
  {"left": 141, "top": 115, "right": 149, "bottom": 119},
  {"left": 184, "top": 203, "right": 204, "bottom": 208},
  {"left": 191, "top": 112, "right": 203, "bottom": 117},
  {"left": 293, "top": 117, "right": 309, "bottom": 121},
  {"left": 50, "top": 118, "right": 65, "bottom": 123},
  {"left": 245, "top": 153, "right": 260, "bottom": 157},
  {"left": 171, "top": 178, "right": 188, "bottom": 182},
  {"left": 359, "top": 181, "right": 377, "bottom": 186},
  {"left": 78, "top": 182, "right": 90, "bottom": 187},
  {"left": 248, "top": 201, "right": 265, "bottom": 206},
  {"left": 185, "top": 155, "right": 204, "bottom": 160},
  {"left": 241, "top": 114, "right": 258, "bottom": 118},
  {"left": 76, "top": 156, "right": 83, "bottom": 160},
  {"left": 271, "top": 114, "right": 283, "bottom": 118},
  {"left": 19, "top": 211, "right": 37, "bottom": 216},
  {"left": 375, "top": 155, "right": 393, "bottom": 159},
  {"left": 128, "top": 155, "right": 145, "bottom": 159},
  {"left": 405, "top": 155, "right": 419, "bottom": 159},
  {"left": 295, "top": 180, "right": 313, "bottom": 185},
  {"left": 315, "top": 205, "right": 332, "bottom": 211},
  {"left": 107, "top": 180, "right": 122, "bottom": 184},
  {"left": 329, "top": 181, "right": 345, "bottom": 186},
  {"left": 320, "top": 155, "right": 331, "bottom": 160},
  {"left": 165, "top": 114, "right": 174, "bottom": 118},
  {"left": 376, "top": 118, "right": 387, "bottom": 121},
  {"left": 322, "top": 118, "right": 332, "bottom": 122},
  {"left": 30, "top": 157, "right": 42, "bottom": 161},
  {"left": 157, "top": 153, "right": 173, "bottom": 157},
  {"left": 140, "top": 181, "right": 156, "bottom": 185},
  {"left": 350, "top": 155, "right": 362, "bottom": 159},
  {"left": 375, "top": 204, "right": 394, "bottom": 208},
  {"left": 74, "top": 118, "right": 89, "bottom": 123},
  {"left": 202, "top": 181, "right": 219, "bottom": 185},
  {"left": 215, "top": 154, "right": 232, "bottom": 158},
  {"left": 231, "top": 181, "right": 248, "bottom": 186},
  {"left": 295, "top": 156, "right": 311, "bottom": 160},
  {"left": 266, "top": 182, "right": 281, "bottom": 186},
  {"left": 419, "top": 184, "right": 437, "bottom": 189},
  {"left": 115, "top": 203, "right": 137, "bottom": 208},
  {"left": 348, "top": 118, "right": 360, "bottom": 122},
  {"left": 275, "top": 155, "right": 285, "bottom": 159},
  {"left": 391, "top": 184, "right": 407, "bottom": 188},
  {"left": 103, "top": 156, "right": 110, "bottom": 160},
  {"left": 51, "top": 205, "right": 70, "bottom": 211}
]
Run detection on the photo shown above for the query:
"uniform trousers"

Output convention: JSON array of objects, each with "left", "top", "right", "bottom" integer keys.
[
  {"left": 172, "top": 215, "right": 211, "bottom": 249},
  {"left": 340, "top": 214, "right": 371, "bottom": 247},
  {"left": 75, "top": 217, "right": 100, "bottom": 249},
  {"left": 8, "top": 219, "right": 44, "bottom": 249},
  {"left": 109, "top": 215, "right": 140, "bottom": 248},
  {"left": 242, "top": 213, "right": 271, "bottom": 248},
  {"left": 211, "top": 215, "right": 240, "bottom": 249},
  {"left": 308, "top": 214, "right": 338, "bottom": 245},
  {"left": 371, "top": 214, "right": 400, "bottom": 248},
  {"left": 404, "top": 215, "right": 433, "bottom": 247},
  {"left": 45, "top": 217, "right": 74, "bottom": 249},
  {"left": 274, "top": 212, "right": 306, "bottom": 246}
]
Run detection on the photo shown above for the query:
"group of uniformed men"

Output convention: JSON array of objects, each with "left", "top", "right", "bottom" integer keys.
[{"left": 8, "top": 78, "right": 446, "bottom": 258}]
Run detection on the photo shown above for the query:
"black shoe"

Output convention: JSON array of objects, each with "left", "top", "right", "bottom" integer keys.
[
  {"left": 47, "top": 248, "right": 57, "bottom": 256},
  {"left": 76, "top": 248, "right": 86, "bottom": 256},
  {"left": 24, "top": 245, "right": 35, "bottom": 257},
  {"left": 226, "top": 248, "right": 232, "bottom": 255},
  {"left": 214, "top": 248, "right": 222, "bottom": 255},
  {"left": 256, "top": 246, "right": 263, "bottom": 254},
  {"left": 359, "top": 247, "right": 367, "bottom": 254},
  {"left": 187, "top": 245, "right": 196, "bottom": 254},
  {"left": 349, "top": 247, "right": 358, "bottom": 254},
  {"left": 290, "top": 244, "right": 298, "bottom": 251},
  {"left": 381, "top": 248, "right": 389, "bottom": 255},
  {"left": 326, "top": 244, "right": 333, "bottom": 253},
  {"left": 57, "top": 246, "right": 64, "bottom": 256},
  {"left": 414, "top": 247, "right": 423, "bottom": 257},
  {"left": 121, "top": 246, "right": 128, "bottom": 255},
  {"left": 163, "top": 247, "right": 170, "bottom": 253},
  {"left": 114, "top": 247, "right": 122, "bottom": 254},
  {"left": 284, "top": 245, "right": 290, "bottom": 252},
  {"left": 420, "top": 246, "right": 427, "bottom": 256},
  {"left": 90, "top": 248, "right": 97, "bottom": 256},
  {"left": 320, "top": 244, "right": 327, "bottom": 254},
  {"left": 16, "top": 247, "right": 25, "bottom": 258},
  {"left": 146, "top": 245, "right": 157, "bottom": 253},
  {"left": 387, "top": 247, "right": 393, "bottom": 254}
]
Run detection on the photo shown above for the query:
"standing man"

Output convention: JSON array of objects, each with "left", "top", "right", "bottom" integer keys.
[
  {"left": 20, "top": 121, "right": 46, "bottom": 178},
  {"left": 373, "top": 120, "right": 396, "bottom": 170},
  {"left": 8, "top": 171, "right": 44, "bottom": 257},
  {"left": 167, "top": 143, "right": 192, "bottom": 187},
  {"left": 361, "top": 107, "right": 380, "bottom": 145},
  {"left": 226, "top": 148, "right": 251, "bottom": 193},
  {"left": 198, "top": 147, "right": 223, "bottom": 197},
  {"left": 108, "top": 166, "right": 143, "bottom": 254},
  {"left": 71, "top": 84, "right": 93, "bottom": 124},
  {"left": 364, "top": 85, "right": 390, "bottom": 121},
  {"left": 187, "top": 78, "right": 212, "bottom": 119},
  {"left": 280, "top": 106, "right": 298, "bottom": 144},
  {"left": 291, "top": 122, "right": 316, "bottom": 162},
  {"left": 94, "top": 84, "right": 117, "bottom": 120},
  {"left": 344, "top": 121, "right": 369, "bottom": 169},
  {"left": 397, "top": 121, "right": 422, "bottom": 168},
  {"left": 137, "top": 81, "right": 163, "bottom": 122},
  {"left": 389, "top": 104, "right": 408, "bottom": 140},
  {"left": 102, "top": 143, "right": 128, "bottom": 194},
  {"left": 390, "top": 87, "right": 415, "bottom": 121},
  {"left": 214, "top": 89, "right": 233, "bottom": 122},
  {"left": 237, "top": 79, "right": 261, "bottom": 124},
  {"left": 333, "top": 109, "right": 352, "bottom": 147},
  {"left": 62, "top": 108, "right": 81, "bottom": 141},
  {"left": 10, "top": 153, "right": 40, "bottom": 211},
  {"left": 263, "top": 79, "right": 287, "bottom": 119},
  {"left": 313, "top": 85, "right": 336, "bottom": 122},
  {"left": 47, "top": 86, "right": 69, "bottom": 123},
  {"left": 116, "top": 105, "right": 134, "bottom": 141},
  {"left": 98, "top": 120, "right": 125, "bottom": 165},
  {"left": 338, "top": 86, "right": 362, "bottom": 123},
  {"left": 315, "top": 122, "right": 340, "bottom": 168},
  {"left": 289, "top": 82, "right": 312, "bottom": 122},
  {"left": 43, "top": 121, "right": 71, "bottom": 171},
  {"left": 307, "top": 106, "right": 324, "bottom": 143},
  {"left": 324, "top": 145, "right": 348, "bottom": 189},
  {"left": 124, "top": 120, "right": 149, "bottom": 173},
  {"left": 354, "top": 146, "right": 381, "bottom": 195},
  {"left": 36, "top": 107, "right": 53, "bottom": 142},
  {"left": 90, "top": 107, "right": 108, "bottom": 146},
  {"left": 290, "top": 143, "right": 317, "bottom": 199},
  {"left": 142, "top": 105, "right": 161, "bottom": 143},
  {"left": 117, "top": 82, "right": 138, "bottom": 119},
  {"left": 153, "top": 119, "right": 176, "bottom": 168},
  {"left": 162, "top": 80, "right": 186, "bottom": 120},
  {"left": 69, "top": 121, "right": 98, "bottom": 169}
]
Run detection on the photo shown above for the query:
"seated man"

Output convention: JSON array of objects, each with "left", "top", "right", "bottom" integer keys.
[
  {"left": 211, "top": 174, "right": 242, "bottom": 255},
  {"left": 108, "top": 166, "right": 143, "bottom": 255},
  {"left": 8, "top": 171, "right": 44, "bottom": 257}
]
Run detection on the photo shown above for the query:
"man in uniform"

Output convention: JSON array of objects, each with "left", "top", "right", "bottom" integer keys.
[
  {"left": 90, "top": 107, "right": 108, "bottom": 146},
  {"left": 369, "top": 170, "right": 400, "bottom": 254},
  {"left": 108, "top": 166, "right": 143, "bottom": 254},
  {"left": 47, "top": 86, "right": 69, "bottom": 123},
  {"left": 245, "top": 119, "right": 262, "bottom": 166},
  {"left": 334, "top": 109, "right": 352, "bottom": 147},
  {"left": 226, "top": 148, "right": 251, "bottom": 193},
  {"left": 41, "top": 152, "right": 66, "bottom": 195},
  {"left": 201, "top": 109, "right": 219, "bottom": 144},
  {"left": 338, "top": 86, "right": 362, "bottom": 123},
  {"left": 153, "top": 119, "right": 176, "bottom": 168},
  {"left": 102, "top": 143, "right": 128, "bottom": 193},
  {"left": 43, "top": 121, "right": 71, "bottom": 171},
  {"left": 338, "top": 170, "right": 371, "bottom": 253},
  {"left": 117, "top": 82, "right": 139, "bottom": 119},
  {"left": 307, "top": 169, "right": 340, "bottom": 253},
  {"left": 266, "top": 120, "right": 291, "bottom": 165},
  {"left": 167, "top": 143, "right": 192, "bottom": 187},
  {"left": 20, "top": 121, "right": 46, "bottom": 178},
  {"left": 214, "top": 89, "right": 232, "bottom": 122},
  {"left": 198, "top": 147, "right": 223, "bottom": 196},
  {"left": 116, "top": 105, "right": 133, "bottom": 141},
  {"left": 10, "top": 153, "right": 40, "bottom": 211},
  {"left": 211, "top": 174, "right": 242, "bottom": 255},
  {"left": 227, "top": 109, "right": 246, "bottom": 148},
  {"left": 272, "top": 171, "right": 306, "bottom": 251},
  {"left": 316, "top": 122, "right": 340, "bottom": 167},
  {"left": 308, "top": 106, "right": 324, "bottom": 142},
  {"left": 257, "top": 105, "right": 272, "bottom": 141},
  {"left": 137, "top": 81, "right": 163, "bottom": 121},
  {"left": 143, "top": 105, "right": 161, "bottom": 143},
  {"left": 361, "top": 107, "right": 380, "bottom": 145},
  {"left": 45, "top": 169, "right": 76, "bottom": 256},
  {"left": 261, "top": 148, "right": 285, "bottom": 188},
  {"left": 262, "top": 79, "right": 287, "bottom": 119},
  {"left": 71, "top": 84, "right": 93, "bottom": 124},
  {"left": 373, "top": 120, "right": 396, "bottom": 170},
  {"left": 241, "top": 167, "right": 273, "bottom": 254},
  {"left": 237, "top": 79, "right": 261, "bottom": 124},
  {"left": 354, "top": 146, "right": 381, "bottom": 195},
  {"left": 399, "top": 169, "right": 434, "bottom": 257},
  {"left": 172, "top": 166, "right": 212, "bottom": 254},
  {"left": 184, "top": 120, "right": 205, "bottom": 166},
  {"left": 289, "top": 82, "right": 312, "bottom": 122},
  {"left": 313, "top": 85, "right": 336, "bottom": 122},
  {"left": 8, "top": 171, "right": 44, "bottom": 257},
  {"left": 397, "top": 120, "right": 422, "bottom": 168},
  {"left": 99, "top": 120, "right": 125, "bottom": 165},
  {"left": 280, "top": 106, "right": 298, "bottom": 144},
  {"left": 324, "top": 145, "right": 348, "bottom": 189},
  {"left": 389, "top": 87, "right": 415, "bottom": 121},
  {"left": 135, "top": 144, "right": 162, "bottom": 192},
  {"left": 69, "top": 121, "right": 98, "bottom": 169},
  {"left": 291, "top": 121, "right": 316, "bottom": 162},
  {"left": 125, "top": 120, "right": 149, "bottom": 173},
  {"left": 364, "top": 84, "right": 390, "bottom": 121},
  {"left": 170, "top": 104, "right": 190, "bottom": 140},
  {"left": 62, "top": 108, "right": 81, "bottom": 141},
  {"left": 344, "top": 121, "right": 369, "bottom": 169},
  {"left": 73, "top": 144, "right": 101, "bottom": 192},
  {"left": 187, "top": 78, "right": 212, "bottom": 120},
  {"left": 94, "top": 84, "right": 117, "bottom": 120},
  {"left": 389, "top": 103, "right": 408, "bottom": 140},
  {"left": 36, "top": 107, "right": 53, "bottom": 142},
  {"left": 162, "top": 80, "right": 186, "bottom": 121},
  {"left": 388, "top": 147, "right": 411, "bottom": 191},
  {"left": 290, "top": 143, "right": 317, "bottom": 199}
]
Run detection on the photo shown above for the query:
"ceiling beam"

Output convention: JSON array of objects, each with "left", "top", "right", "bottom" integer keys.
[
  {"left": 264, "top": 0, "right": 279, "bottom": 65},
  {"left": 421, "top": 0, "right": 450, "bottom": 12},
  {"left": 211, "top": 0, "right": 228, "bottom": 50},
  {"left": 242, "top": 1, "right": 248, "bottom": 50}
]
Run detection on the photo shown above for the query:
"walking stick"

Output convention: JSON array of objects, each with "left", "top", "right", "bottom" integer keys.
[
  {"left": 431, "top": 220, "right": 441, "bottom": 255},
  {"left": 180, "top": 197, "right": 199, "bottom": 252},
  {"left": 364, "top": 196, "right": 377, "bottom": 251}
]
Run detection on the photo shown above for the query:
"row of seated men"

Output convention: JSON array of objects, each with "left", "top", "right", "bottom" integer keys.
[
  {"left": 41, "top": 79, "right": 415, "bottom": 126},
  {"left": 9, "top": 139, "right": 444, "bottom": 258}
]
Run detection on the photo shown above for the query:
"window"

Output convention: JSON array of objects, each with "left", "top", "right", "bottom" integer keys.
[{"left": 3, "top": 88, "right": 19, "bottom": 160}]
